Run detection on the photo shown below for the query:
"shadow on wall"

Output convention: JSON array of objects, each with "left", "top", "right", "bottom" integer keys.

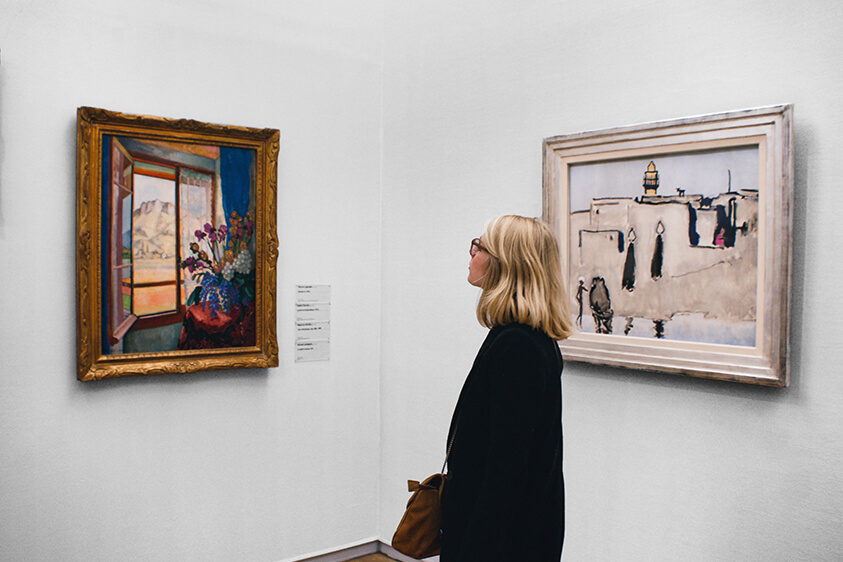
[{"left": 0, "top": 60, "right": 5, "bottom": 239}]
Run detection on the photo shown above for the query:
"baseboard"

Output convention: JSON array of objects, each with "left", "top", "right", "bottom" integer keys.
[
  {"left": 282, "top": 538, "right": 378, "bottom": 562},
  {"left": 378, "top": 542, "right": 439, "bottom": 562},
  {"left": 284, "top": 539, "right": 438, "bottom": 562}
]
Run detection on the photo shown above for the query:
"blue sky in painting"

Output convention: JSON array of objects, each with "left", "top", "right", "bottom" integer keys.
[{"left": 569, "top": 145, "right": 759, "bottom": 213}]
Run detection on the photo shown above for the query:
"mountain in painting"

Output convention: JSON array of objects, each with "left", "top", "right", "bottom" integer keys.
[{"left": 132, "top": 199, "right": 176, "bottom": 259}]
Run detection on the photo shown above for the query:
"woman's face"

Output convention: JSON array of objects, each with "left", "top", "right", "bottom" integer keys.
[{"left": 468, "top": 236, "right": 491, "bottom": 287}]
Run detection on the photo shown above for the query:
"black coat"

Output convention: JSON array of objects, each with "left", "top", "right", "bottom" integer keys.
[{"left": 441, "top": 323, "right": 564, "bottom": 562}]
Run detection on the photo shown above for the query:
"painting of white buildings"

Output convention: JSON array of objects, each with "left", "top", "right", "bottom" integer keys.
[{"left": 569, "top": 147, "right": 759, "bottom": 346}]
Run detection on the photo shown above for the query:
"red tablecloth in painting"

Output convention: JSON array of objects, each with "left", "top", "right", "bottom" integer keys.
[{"left": 177, "top": 302, "right": 256, "bottom": 350}]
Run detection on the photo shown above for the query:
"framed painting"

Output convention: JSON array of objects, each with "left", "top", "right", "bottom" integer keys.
[
  {"left": 543, "top": 105, "right": 793, "bottom": 386},
  {"left": 76, "top": 107, "right": 279, "bottom": 380}
]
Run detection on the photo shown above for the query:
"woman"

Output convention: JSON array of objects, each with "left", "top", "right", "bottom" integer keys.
[{"left": 441, "top": 215, "right": 572, "bottom": 562}]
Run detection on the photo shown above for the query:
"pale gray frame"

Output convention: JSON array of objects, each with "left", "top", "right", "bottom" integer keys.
[{"left": 543, "top": 105, "right": 793, "bottom": 386}]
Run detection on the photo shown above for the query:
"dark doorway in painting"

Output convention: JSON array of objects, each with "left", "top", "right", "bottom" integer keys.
[
  {"left": 622, "top": 229, "right": 636, "bottom": 292},
  {"left": 650, "top": 221, "right": 665, "bottom": 280}
]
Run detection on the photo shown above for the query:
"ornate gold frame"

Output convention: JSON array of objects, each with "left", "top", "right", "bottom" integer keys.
[{"left": 76, "top": 107, "right": 279, "bottom": 381}]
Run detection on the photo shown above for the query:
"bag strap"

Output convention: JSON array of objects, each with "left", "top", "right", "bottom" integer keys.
[{"left": 441, "top": 416, "right": 459, "bottom": 474}]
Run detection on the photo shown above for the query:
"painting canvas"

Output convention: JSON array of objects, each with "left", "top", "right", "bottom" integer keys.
[
  {"left": 570, "top": 147, "right": 759, "bottom": 345},
  {"left": 77, "top": 107, "right": 279, "bottom": 380},
  {"left": 543, "top": 106, "right": 792, "bottom": 386}
]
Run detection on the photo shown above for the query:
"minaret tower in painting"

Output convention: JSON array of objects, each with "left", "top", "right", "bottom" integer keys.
[{"left": 643, "top": 161, "right": 659, "bottom": 196}]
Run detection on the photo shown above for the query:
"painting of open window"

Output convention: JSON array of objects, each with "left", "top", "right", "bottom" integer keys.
[
  {"left": 543, "top": 106, "right": 793, "bottom": 386},
  {"left": 77, "top": 107, "right": 279, "bottom": 380}
]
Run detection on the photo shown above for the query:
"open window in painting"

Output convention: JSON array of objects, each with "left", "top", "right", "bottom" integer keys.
[
  {"left": 178, "top": 168, "right": 214, "bottom": 305},
  {"left": 107, "top": 138, "right": 136, "bottom": 345},
  {"left": 132, "top": 161, "right": 179, "bottom": 318},
  {"left": 103, "top": 136, "right": 219, "bottom": 353}
]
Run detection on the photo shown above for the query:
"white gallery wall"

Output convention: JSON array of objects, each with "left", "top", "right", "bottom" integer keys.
[
  {"left": 1, "top": 1, "right": 843, "bottom": 562},
  {"left": 0, "top": 1, "right": 384, "bottom": 561},
  {"left": 379, "top": 1, "right": 843, "bottom": 561}
]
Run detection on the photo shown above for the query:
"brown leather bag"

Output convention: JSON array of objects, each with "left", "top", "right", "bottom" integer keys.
[
  {"left": 391, "top": 472, "right": 446, "bottom": 559},
  {"left": 392, "top": 422, "right": 458, "bottom": 559}
]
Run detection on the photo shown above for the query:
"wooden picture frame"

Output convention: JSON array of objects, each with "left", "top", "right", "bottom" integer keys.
[
  {"left": 76, "top": 107, "right": 279, "bottom": 380},
  {"left": 543, "top": 105, "right": 793, "bottom": 386}
]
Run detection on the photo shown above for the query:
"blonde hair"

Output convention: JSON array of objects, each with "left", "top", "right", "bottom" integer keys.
[{"left": 476, "top": 215, "right": 573, "bottom": 340}]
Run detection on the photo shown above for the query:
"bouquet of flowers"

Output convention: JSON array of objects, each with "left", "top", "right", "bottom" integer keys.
[{"left": 180, "top": 210, "right": 256, "bottom": 316}]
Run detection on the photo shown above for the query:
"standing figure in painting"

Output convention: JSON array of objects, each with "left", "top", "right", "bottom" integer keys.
[
  {"left": 589, "top": 276, "right": 613, "bottom": 334},
  {"left": 441, "top": 216, "right": 570, "bottom": 562},
  {"left": 575, "top": 278, "right": 586, "bottom": 329}
]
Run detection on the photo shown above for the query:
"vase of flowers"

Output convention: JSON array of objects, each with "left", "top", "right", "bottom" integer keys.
[{"left": 180, "top": 211, "right": 255, "bottom": 317}]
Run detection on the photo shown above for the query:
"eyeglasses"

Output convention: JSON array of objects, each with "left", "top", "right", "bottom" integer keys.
[{"left": 469, "top": 237, "right": 488, "bottom": 257}]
